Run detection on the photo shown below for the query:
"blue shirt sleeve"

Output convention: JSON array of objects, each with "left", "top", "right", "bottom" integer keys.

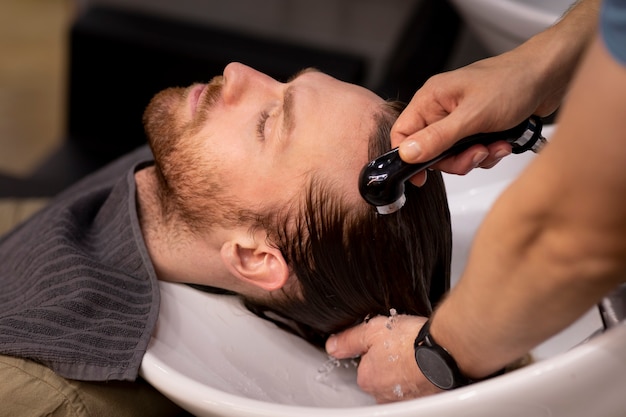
[{"left": 601, "top": 0, "right": 626, "bottom": 65}]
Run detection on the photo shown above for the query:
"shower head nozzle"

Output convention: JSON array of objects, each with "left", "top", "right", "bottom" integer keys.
[
  {"left": 359, "top": 116, "right": 545, "bottom": 215},
  {"left": 358, "top": 149, "right": 412, "bottom": 214}
]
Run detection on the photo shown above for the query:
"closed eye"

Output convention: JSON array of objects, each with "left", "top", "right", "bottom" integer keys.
[{"left": 256, "top": 110, "right": 270, "bottom": 140}]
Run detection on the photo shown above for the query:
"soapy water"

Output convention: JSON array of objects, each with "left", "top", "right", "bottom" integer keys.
[
  {"left": 385, "top": 309, "right": 405, "bottom": 398},
  {"left": 315, "top": 356, "right": 359, "bottom": 389},
  {"left": 317, "top": 357, "right": 359, "bottom": 374},
  {"left": 386, "top": 308, "right": 398, "bottom": 330}
]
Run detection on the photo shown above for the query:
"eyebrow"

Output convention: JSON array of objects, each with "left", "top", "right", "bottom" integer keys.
[
  {"left": 281, "top": 68, "right": 319, "bottom": 141},
  {"left": 282, "top": 85, "right": 296, "bottom": 138}
]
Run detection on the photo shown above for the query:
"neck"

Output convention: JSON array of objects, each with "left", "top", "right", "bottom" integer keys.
[{"left": 134, "top": 167, "right": 230, "bottom": 288}]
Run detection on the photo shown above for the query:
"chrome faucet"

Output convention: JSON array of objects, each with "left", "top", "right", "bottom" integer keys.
[{"left": 598, "top": 283, "right": 626, "bottom": 330}]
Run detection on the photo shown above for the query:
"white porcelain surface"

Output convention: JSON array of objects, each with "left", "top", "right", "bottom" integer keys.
[
  {"left": 449, "top": 0, "right": 576, "bottom": 55},
  {"left": 141, "top": 125, "right": 626, "bottom": 416}
]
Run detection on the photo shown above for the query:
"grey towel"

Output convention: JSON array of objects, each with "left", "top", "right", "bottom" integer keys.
[{"left": 0, "top": 146, "right": 159, "bottom": 381}]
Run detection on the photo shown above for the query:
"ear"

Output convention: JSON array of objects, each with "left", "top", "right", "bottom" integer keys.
[{"left": 220, "top": 233, "right": 289, "bottom": 292}]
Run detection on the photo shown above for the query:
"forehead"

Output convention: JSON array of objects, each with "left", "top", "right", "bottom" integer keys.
[
  {"left": 295, "top": 70, "right": 378, "bottom": 100},
  {"left": 294, "top": 70, "right": 386, "bottom": 133},
  {"left": 289, "top": 71, "right": 390, "bottom": 204}
]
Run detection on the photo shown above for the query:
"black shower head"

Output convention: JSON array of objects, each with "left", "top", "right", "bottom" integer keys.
[{"left": 359, "top": 116, "right": 545, "bottom": 214}]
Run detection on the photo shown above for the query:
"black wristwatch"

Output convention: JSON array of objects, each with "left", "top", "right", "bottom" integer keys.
[{"left": 413, "top": 319, "right": 472, "bottom": 390}]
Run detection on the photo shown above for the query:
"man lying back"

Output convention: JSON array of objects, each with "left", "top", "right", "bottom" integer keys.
[{"left": 0, "top": 63, "right": 451, "bottom": 386}]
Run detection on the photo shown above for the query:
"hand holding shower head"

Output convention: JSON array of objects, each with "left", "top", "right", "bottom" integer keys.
[{"left": 359, "top": 115, "right": 546, "bottom": 214}]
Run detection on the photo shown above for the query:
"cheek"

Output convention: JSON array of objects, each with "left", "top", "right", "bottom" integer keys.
[{"left": 239, "top": 168, "right": 301, "bottom": 211}]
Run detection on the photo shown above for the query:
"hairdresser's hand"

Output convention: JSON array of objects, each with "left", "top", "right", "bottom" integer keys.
[
  {"left": 326, "top": 315, "right": 441, "bottom": 403},
  {"left": 391, "top": 51, "right": 561, "bottom": 186}
]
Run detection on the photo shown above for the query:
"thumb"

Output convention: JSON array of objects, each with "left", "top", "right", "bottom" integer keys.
[
  {"left": 398, "top": 110, "right": 478, "bottom": 164},
  {"left": 325, "top": 322, "right": 371, "bottom": 359}
]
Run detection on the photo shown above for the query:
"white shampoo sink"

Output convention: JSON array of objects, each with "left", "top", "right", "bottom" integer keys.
[
  {"left": 141, "top": 125, "right": 626, "bottom": 417},
  {"left": 449, "top": 0, "right": 577, "bottom": 54}
]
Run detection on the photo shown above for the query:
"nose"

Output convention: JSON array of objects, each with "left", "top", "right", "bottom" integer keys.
[{"left": 222, "top": 62, "right": 280, "bottom": 104}]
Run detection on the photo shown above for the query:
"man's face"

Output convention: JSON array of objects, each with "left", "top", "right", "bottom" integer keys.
[{"left": 143, "top": 62, "right": 385, "bottom": 222}]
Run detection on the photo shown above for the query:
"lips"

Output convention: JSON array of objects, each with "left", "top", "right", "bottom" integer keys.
[{"left": 190, "top": 84, "right": 206, "bottom": 115}]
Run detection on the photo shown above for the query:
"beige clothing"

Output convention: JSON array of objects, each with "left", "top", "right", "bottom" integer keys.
[
  {"left": 0, "top": 198, "right": 48, "bottom": 237},
  {"left": 0, "top": 355, "right": 186, "bottom": 417}
]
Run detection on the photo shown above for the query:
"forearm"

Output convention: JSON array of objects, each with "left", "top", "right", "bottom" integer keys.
[
  {"left": 431, "top": 35, "right": 626, "bottom": 379},
  {"left": 506, "top": 0, "right": 601, "bottom": 115}
]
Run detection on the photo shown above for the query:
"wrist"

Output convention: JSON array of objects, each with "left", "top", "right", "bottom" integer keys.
[
  {"left": 413, "top": 317, "right": 507, "bottom": 390},
  {"left": 519, "top": 0, "right": 599, "bottom": 115},
  {"left": 413, "top": 318, "right": 473, "bottom": 390},
  {"left": 427, "top": 310, "right": 504, "bottom": 381}
]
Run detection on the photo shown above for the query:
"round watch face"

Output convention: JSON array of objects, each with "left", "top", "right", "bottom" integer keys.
[{"left": 415, "top": 346, "right": 456, "bottom": 390}]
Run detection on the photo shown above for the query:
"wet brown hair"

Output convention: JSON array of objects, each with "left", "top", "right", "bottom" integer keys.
[
  {"left": 240, "top": 101, "right": 451, "bottom": 346},
  {"left": 147, "top": 95, "right": 451, "bottom": 348}
]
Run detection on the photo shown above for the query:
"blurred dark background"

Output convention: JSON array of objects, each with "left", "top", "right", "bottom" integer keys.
[{"left": 0, "top": 0, "right": 491, "bottom": 197}]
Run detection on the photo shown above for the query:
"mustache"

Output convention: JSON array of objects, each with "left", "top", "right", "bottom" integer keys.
[
  {"left": 188, "top": 75, "right": 224, "bottom": 132},
  {"left": 198, "top": 75, "right": 224, "bottom": 113}
]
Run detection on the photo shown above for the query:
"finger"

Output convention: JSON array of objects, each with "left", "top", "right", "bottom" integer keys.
[
  {"left": 397, "top": 110, "right": 482, "bottom": 164},
  {"left": 478, "top": 142, "right": 512, "bottom": 168},
  {"left": 325, "top": 322, "right": 371, "bottom": 359},
  {"left": 390, "top": 94, "right": 432, "bottom": 148},
  {"left": 391, "top": 112, "right": 427, "bottom": 148},
  {"left": 480, "top": 159, "right": 503, "bottom": 169},
  {"left": 432, "top": 145, "right": 489, "bottom": 175},
  {"left": 407, "top": 171, "right": 427, "bottom": 187}
]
